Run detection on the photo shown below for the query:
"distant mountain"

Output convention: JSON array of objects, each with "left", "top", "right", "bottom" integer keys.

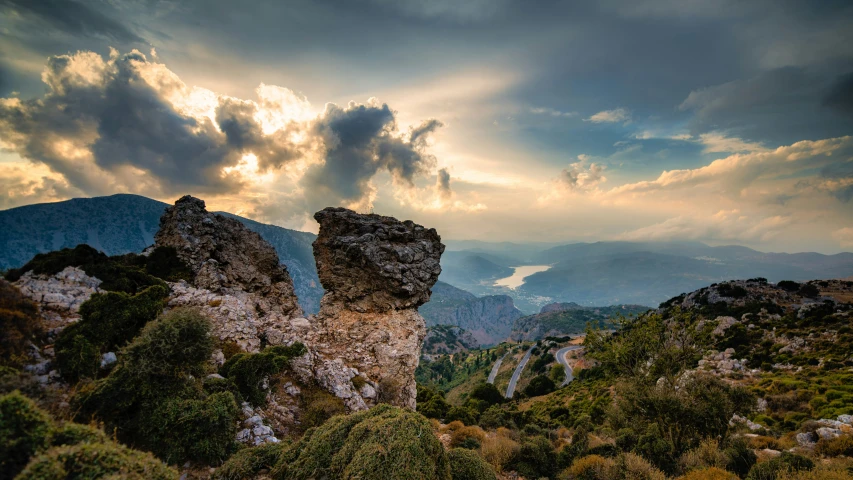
[
  {"left": 509, "top": 302, "right": 649, "bottom": 341},
  {"left": 521, "top": 242, "right": 853, "bottom": 307},
  {"left": 0, "top": 194, "right": 323, "bottom": 313},
  {"left": 418, "top": 281, "right": 524, "bottom": 346}
]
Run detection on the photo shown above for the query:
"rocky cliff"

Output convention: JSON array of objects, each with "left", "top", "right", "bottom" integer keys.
[{"left": 419, "top": 281, "right": 523, "bottom": 346}]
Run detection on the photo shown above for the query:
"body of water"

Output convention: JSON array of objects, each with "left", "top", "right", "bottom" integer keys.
[{"left": 493, "top": 265, "right": 551, "bottom": 289}]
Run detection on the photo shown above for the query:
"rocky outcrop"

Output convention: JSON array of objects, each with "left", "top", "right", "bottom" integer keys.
[
  {"left": 13, "top": 266, "right": 102, "bottom": 334},
  {"left": 423, "top": 325, "right": 480, "bottom": 355},
  {"left": 307, "top": 207, "right": 444, "bottom": 409},
  {"left": 155, "top": 195, "right": 301, "bottom": 319},
  {"left": 154, "top": 196, "right": 304, "bottom": 350}
]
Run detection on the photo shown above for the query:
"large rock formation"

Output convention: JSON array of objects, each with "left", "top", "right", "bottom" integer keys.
[
  {"left": 154, "top": 196, "right": 304, "bottom": 351},
  {"left": 308, "top": 207, "right": 444, "bottom": 408}
]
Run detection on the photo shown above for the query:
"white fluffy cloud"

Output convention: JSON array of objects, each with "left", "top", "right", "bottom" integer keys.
[
  {"left": 585, "top": 108, "right": 631, "bottom": 124},
  {"left": 619, "top": 209, "right": 791, "bottom": 243}
]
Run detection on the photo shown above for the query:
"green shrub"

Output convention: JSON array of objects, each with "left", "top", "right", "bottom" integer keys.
[
  {"left": 74, "top": 308, "right": 239, "bottom": 464},
  {"left": 214, "top": 442, "right": 287, "bottom": 480},
  {"left": 271, "top": 404, "right": 451, "bottom": 480},
  {"left": 50, "top": 423, "right": 108, "bottom": 447},
  {"left": 448, "top": 448, "right": 497, "bottom": 480},
  {"left": 724, "top": 437, "right": 757, "bottom": 477},
  {"left": 0, "top": 391, "right": 53, "bottom": 479},
  {"left": 0, "top": 280, "right": 43, "bottom": 368},
  {"left": 144, "top": 246, "right": 193, "bottom": 282},
  {"left": 816, "top": 435, "right": 853, "bottom": 457},
  {"left": 219, "top": 343, "right": 307, "bottom": 406},
  {"left": 746, "top": 452, "right": 814, "bottom": 480},
  {"left": 146, "top": 392, "right": 239, "bottom": 464},
  {"left": 54, "top": 285, "right": 168, "bottom": 382},
  {"left": 511, "top": 435, "right": 557, "bottom": 479},
  {"left": 523, "top": 375, "right": 556, "bottom": 397},
  {"left": 446, "top": 406, "right": 478, "bottom": 425},
  {"left": 301, "top": 389, "right": 346, "bottom": 429},
  {"left": 5, "top": 244, "right": 166, "bottom": 294},
  {"left": 15, "top": 442, "right": 177, "bottom": 480},
  {"left": 469, "top": 383, "right": 504, "bottom": 407}
]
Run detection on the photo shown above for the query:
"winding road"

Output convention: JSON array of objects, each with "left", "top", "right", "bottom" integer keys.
[
  {"left": 555, "top": 345, "right": 583, "bottom": 386},
  {"left": 504, "top": 346, "right": 535, "bottom": 399},
  {"left": 487, "top": 353, "right": 508, "bottom": 384}
]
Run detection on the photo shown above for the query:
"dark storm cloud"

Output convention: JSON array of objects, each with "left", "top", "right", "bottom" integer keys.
[
  {"left": 0, "top": 50, "right": 307, "bottom": 195},
  {"left": 436, "top": 168, "right": 451, "bottom": 201},
  {"left": 678, "top": 67, "right": 853, "bottom": 145},
  {"left": 0, "top": 0, "right": 145, "bottom": 43},
  {"left": 215, "top": 97, "right": 304, "bottom": 170},
  {"left": 823, "top": 72, "right": 853, "bottom": 115},
  {"left": 301, "top": 102, "right": 443, "bottom": 210}
]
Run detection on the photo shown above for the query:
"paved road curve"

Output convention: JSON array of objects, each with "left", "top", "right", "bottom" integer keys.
[
  {"left": 487, "top": 353, "right": 508, "bottom": 384},
  {"left": 555, "top": 345, "right": 583, "bottom": 386},
  {"left": 505, "top": 347, "right": 535, "bottom": 399}
]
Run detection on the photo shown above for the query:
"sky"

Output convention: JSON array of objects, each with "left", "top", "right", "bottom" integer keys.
[{"left": 1, "top": 0, "right": 852, "bottom": 253}]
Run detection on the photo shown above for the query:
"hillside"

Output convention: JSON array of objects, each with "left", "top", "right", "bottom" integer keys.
[
  {"left": 0, "top": 194, "right": 325, "bottom": 313},
  {"left": 510, "top": 302, "right": 650, "bottom": 341},
  {"left": 419, "top": 281, "right": 524, "bottom": 345},
  {"left": 437, "top": 251, "right": 513, "bottom": 290}
]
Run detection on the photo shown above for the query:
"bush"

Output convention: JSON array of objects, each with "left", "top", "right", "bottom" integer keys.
[
  {"left": 301, "top": 389, "right": 346, "bottom": 429},
  {"left": 511, "top": 435, "right": 557, "bottom": 479},
  {"left": 144, "top": 246, "right": 193, "bottom": 282},
  {"left": 479, "top": 405, "right": 515, "bottom": 430},
  {"left": 746, "top": 452, "right": 814, "bottom": 480},
  {"left": 562, "top": 454, "right": 616, "bottom": 480},
  {"left": 50, "top": 423, "right": 108, "bottom": 447},
  {"left": 146, "top": 391, "right": 239, "bottom": 464},
  {"left": 220, "top": 343, "right": 307, "bottom": 406},
  {"left": 680, "top": 439, "right": 730, "bottom": 473},
  {"left": 74, "top": 308, "right": 239, "bottom": 464},
  {"left": 446, "top": 406, "right": 478, "bottom": 425},
  {"left": 16, "top": 442, "right": 177, "bottom": 480},
  {"left": 619, "top": 452, "right": 667, "bottom": 480},
  {"left": 470, "top": 383, "right": 504, "bottom": 407},
  {"left": 678, "top": 467, "right": 738, "bottom": 480},
  {"left": 816, "top": 435, "right": 853, "bottom": 457},
  {"left": 448, "top": 448, "right": 497, "bottom": 480},
  {"left": 523, "top": 375, "right": 556, "bottom": 397},
  {"left": 724, "top": 437, "right": 757, "bottom": 477},
  {"left": 214, "top": 442, "right": 287, "bottom": 480},
  {"left": 0, "top": 391, "right": 53, "bottom": 479},
  {"left": 777, "top": 281, "right": 801, "bottom": 292},
  {"left": 54, "top": 285, "right": 168, "bottom": 382},
  {"left": 270, "top": 404, "right": 451, "bottom": 480},
  {"left": 450, "top": 425, "right": 487, "bottom": 448},
  {"left": 0, "top": 280, "right": 43, "bottom": 368},
  {"left": 5, "top": 244, "right": 167, "bottom": 294},
  {"left": 480, "top": 435, "right": 520, "bottom": 472}
]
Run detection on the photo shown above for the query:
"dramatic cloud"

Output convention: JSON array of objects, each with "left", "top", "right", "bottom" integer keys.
[
  {"left": 585, "top": 108, "right": 630, "bottom": 124},
  {"left": 619, "top": 209, "right": 791, "bottom": 243},
  {"left": 0, "top": 50, "right": 453, "bottom": 216},
  {"left": 436, "top": 168, "right": 452, "bottom": 201},
  {"left": 610, "top": 136, "right": 853, "bottom": 196},
  {"left": 697, "top": 132, "right": 767, "bottom": 154},
  {"left": 0, "top": 0, "right": 145, "bottom": 43}
]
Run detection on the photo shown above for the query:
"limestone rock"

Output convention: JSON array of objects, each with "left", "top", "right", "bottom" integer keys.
[
  {"left": 312, "top": 207, "right": 444, "bottom": 313},
  {"left": 155, "top": 195, "right": 301, "bottom": 318},
  {"left": 13, "top": 266, "right": 102, "bottom": 333},
  {"left": 308, "top": 208, "right": 444, "bottom": 409}
]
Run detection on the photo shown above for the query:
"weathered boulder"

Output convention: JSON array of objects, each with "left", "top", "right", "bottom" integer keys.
[
  {"left": 155, "top": 195, "right": 301, "bottom": 318},
  {"left": 309, "top": 208, "right": 444, "bottom": 409},
  {"left": 312, "top": 207, "right": 443, "bottom": 313}
]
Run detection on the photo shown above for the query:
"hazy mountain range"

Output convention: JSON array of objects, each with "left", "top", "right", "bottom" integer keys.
[{"left": 3, "top": 194, "right": 853, "bottom": 317}]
